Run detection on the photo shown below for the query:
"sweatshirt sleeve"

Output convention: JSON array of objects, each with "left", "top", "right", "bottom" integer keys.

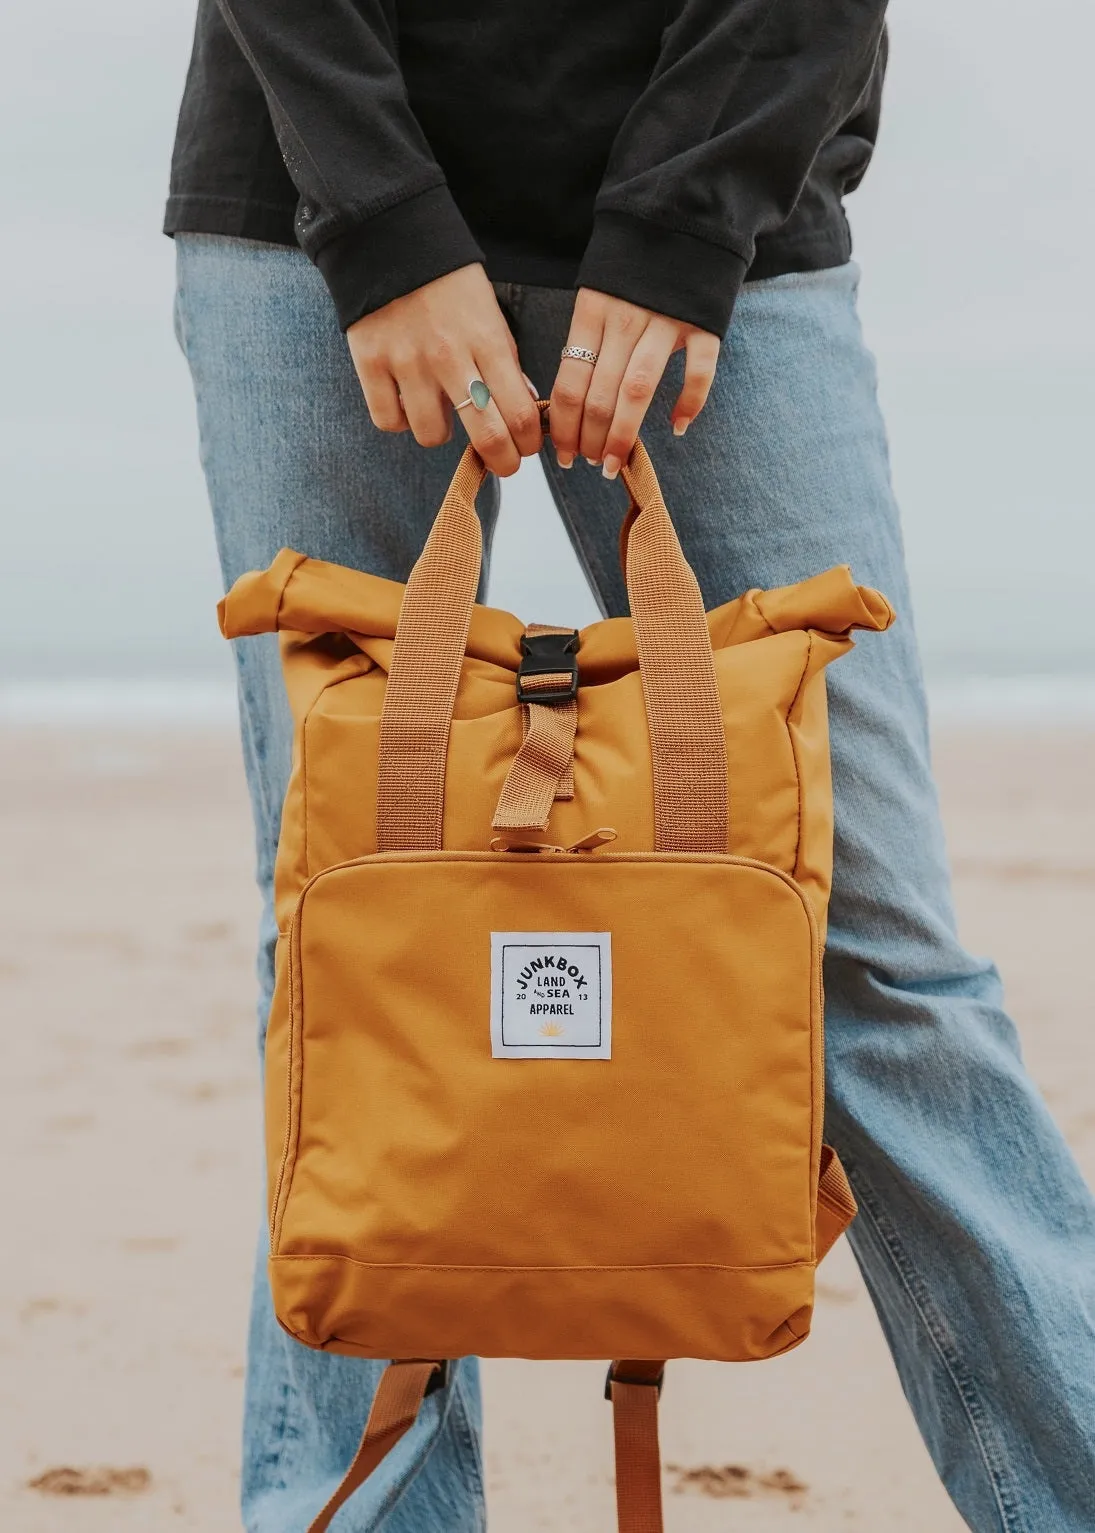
[
  {"left": 577, "top": 0, "right": 889, "bottom": 336},
  {"left": 214, "top": 0, "right": 484, "bottom": 329}
]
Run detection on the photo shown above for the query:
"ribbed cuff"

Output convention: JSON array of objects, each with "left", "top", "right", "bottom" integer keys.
[
  {"left": 313, "top": 185, "right": 485, "bottom": 330},
  {"left": 164, "top": 193, "right": 299, "bottom": 248},
  {"left": 576, "top": 210, "right": 749, "bottom": 337}
]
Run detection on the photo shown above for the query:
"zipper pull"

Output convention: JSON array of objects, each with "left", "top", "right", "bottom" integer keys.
[
  {"left": 489, "top": 836, "right": 565, "bottom": 854},
  {"left": 564, "top": 828, "right": 618, "bottom": 853},
  {"left": 489, "top": 827, "right": 618, "bottom": 855}
]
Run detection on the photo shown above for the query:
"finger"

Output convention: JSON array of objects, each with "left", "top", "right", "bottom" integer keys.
[
  {"left": 475, "top": 343, "right": 544, "bottom": 458},
  {"left": 549, "top": 300, "right": 605, "bottom": 467},
  {"left": 349, "top": 348, "right": 409, "bottom": 434},
  {"left": 473, "top": 297, "right": 540, "bottom": 452},
  {"left": 550, "top": 355, "right": 599, "bottom": 467},
  {"left": 578, "top": 309, "right": 651, "bottom": 466},
  {"left": 446, "top": 368, "right": 522, "bottom": 478},
  {"left": 362, "top": 371, "right": 409, "bottom": 434},
  {"left": 600, "top": 320, "right": 677, "bottom": 479},
  {"left": 393, "top": 363, "right": 453, "bottom": 449},
  {"left": 672, "top": 330, "right": 721, "bottom": 436}
]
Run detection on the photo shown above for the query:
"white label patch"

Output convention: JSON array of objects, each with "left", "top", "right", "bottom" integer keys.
[{"left": 490, "top": 932, "right": 611, "bottom": 1059}]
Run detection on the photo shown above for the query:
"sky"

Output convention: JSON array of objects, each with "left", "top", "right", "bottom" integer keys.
[{"left": 1, "top": 1, "right": 1092, "bottom": 689}]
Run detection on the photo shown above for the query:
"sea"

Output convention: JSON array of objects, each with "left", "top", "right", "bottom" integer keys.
[{"left": 2, "top": 1, "right": 1093, "bottom": 727}]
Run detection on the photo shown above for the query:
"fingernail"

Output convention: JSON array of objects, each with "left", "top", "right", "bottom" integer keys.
[
  {"left": 522, "top": 372, "right": 539, "bottom": 399},
  {"left": 672, "top": 417, "right": 692, "bottom": 438},
  {"left": 585, "top": 457, "right": 600, "bottom": 467},
  {"left": 556, "top": 451, "right": 574, "bottom": 470},
  {"left": 602, "top": 455, "right": 621, "bottom": 481}
]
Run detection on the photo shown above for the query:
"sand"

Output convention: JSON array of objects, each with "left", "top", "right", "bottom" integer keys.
[{"left": 1, "top": 724, "right": 1092, "bottom": 1531}]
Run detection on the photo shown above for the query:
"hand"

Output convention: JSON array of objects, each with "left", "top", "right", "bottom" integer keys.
[
  {"left": 549, "top": 288, "right": 720, "bottom": 478},
  {"left": 346, "top": 264, "right": 542, "bottom": 477}
]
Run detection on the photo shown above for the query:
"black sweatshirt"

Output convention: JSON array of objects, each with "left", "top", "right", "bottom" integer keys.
[{"left": 165, "top": 0, "right": 888, "bottom": 336}]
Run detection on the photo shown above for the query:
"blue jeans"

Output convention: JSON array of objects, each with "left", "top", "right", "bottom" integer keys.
[{"left": 174, "top": 236, "right": 1095, "bottom": 1533}]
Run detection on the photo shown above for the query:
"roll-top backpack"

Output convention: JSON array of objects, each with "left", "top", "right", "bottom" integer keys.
[{"left": 219, "top": 418, "right": 894, "bottom": 1532}]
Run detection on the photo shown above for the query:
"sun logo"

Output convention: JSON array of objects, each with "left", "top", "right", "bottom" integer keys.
[{"left": 539, "top": 1021, "right": 566, "bottom": 1037}]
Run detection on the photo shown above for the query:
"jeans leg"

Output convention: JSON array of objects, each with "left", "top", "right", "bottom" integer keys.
[
  {"left": 174, "top": 234, "right": 492, "bottom": 1532},
  {"left": 517, "top": 265, "right": 1095, "bottom": 1531}
]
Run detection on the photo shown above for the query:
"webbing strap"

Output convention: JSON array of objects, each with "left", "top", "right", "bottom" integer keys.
[
  {"left": 619, "top": 446, "right": 728, "bottom": 854},
  {"left": 376, "top": 450, "right": 486, "bottom": 851},
  {"left": 609, "top": 1361, "right": 666, "bottom": 1533},
  {"left": 815, "top": 1143, "right": 858, "bottom": 1261},
  {"left": 492, "top": 622, "right": 578, "bottom": 832},
  {"left": 377, "top": 412, "right": 728, "bottom": 852},
  {"left": 306, "top": 1360, "right": 442, "bottom": 1533}
]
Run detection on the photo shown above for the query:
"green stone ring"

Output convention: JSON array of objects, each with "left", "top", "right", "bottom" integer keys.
[{"left": 454, "top": 378, "right": 491, "bottom": 412}]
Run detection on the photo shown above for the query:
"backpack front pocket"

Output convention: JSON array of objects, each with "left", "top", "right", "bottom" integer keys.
[{"left": 268, "top": 850, "right": 823, "bottom": 1362}]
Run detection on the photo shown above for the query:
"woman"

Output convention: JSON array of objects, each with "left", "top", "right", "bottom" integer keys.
[{"left": 167, "top": 2, "right": 1095, "bottom": 1528}]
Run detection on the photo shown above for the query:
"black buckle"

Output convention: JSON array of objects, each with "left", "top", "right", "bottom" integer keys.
[
  {"left": 424, "top": 1360, "right": 450, "bottom": 1397},
  {"left": 604, "top": 1363, "right": 665, "bottom": 1401},
  {"left": 516, "top": 630, "right": 580, "bottom": 705}
]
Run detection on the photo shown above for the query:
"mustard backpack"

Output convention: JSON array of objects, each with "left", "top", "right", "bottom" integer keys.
[{"left": 219, "top": 424, "right": 894, "bottom": 1532}]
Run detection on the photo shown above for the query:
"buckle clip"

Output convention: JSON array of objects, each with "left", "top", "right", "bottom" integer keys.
[
  {"left": 604, "top": 1363, "right": 665, "bottom": 1401},
  {"left": 516, "top": 630, "right": 580, "bottom": 705}
]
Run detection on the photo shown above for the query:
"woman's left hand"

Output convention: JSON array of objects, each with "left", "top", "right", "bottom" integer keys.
[{"left": 548, "top": 288, "right": 721, "bottom": 478}]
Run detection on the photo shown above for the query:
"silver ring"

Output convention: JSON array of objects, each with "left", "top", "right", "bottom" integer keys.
[
  {"left": 454, "top": 377, "right": 491, "bottom": 412},
  {"left": 560, "top": 345, "right": 599, "bottom": 366}
]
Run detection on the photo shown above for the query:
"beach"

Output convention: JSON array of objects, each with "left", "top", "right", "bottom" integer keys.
[
  {"left": 3, "top": 0, "right": 1094, "bottom": 1524},
  {"left": 1, "top": 721, "right": 1091, "bottom": 1531}
]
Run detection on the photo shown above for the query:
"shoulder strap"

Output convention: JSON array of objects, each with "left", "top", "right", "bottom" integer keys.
[
  {"left": 306, "top": 1360, "right": 445, "bottom": 1533},
  {"left": 607, "top": 1360, "right": 667, "bottom": 1533},
  {"left": 309, "top": 1356, "right": 666, "bottom": 1533}
]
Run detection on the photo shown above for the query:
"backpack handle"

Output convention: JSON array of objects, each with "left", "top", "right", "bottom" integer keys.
[{"left": 375, "top": 407, "right": 728, "bottom": 853}]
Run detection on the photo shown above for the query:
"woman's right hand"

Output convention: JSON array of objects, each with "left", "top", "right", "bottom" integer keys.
[{"left": 346, "top": 263, "right": 543, "bottom": 476}]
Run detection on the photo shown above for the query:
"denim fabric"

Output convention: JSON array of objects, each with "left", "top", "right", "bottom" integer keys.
[{"left": 175, "top": 234, "right": 1095, "bottom": 1533}]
